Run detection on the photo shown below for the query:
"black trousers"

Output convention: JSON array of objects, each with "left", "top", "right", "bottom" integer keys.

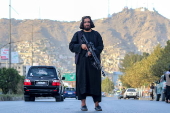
[
  {"left": 166, "top": 85, "right": 170, "bottom": 100},
  {"left": 150, "top": 93, "right": 154, "bottom": 100},
  {"left": 156, "top": 94, "right": 161, "bottom": 101},
  {"left": 78, "top": 93, "right": 101, "bottom": 103}
]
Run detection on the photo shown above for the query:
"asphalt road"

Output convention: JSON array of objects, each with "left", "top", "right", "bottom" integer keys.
[{"left": 0, "top": 96, "right": 169, "bottom": 113}]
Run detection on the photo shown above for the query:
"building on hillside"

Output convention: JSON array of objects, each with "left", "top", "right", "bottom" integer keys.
[{"left": 0, "top": 62, "right": 26, "bottom": 76}]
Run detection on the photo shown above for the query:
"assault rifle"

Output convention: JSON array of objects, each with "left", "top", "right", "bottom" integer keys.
[{"left": 81, "top": 34, "right": 106, "bottom": 77}]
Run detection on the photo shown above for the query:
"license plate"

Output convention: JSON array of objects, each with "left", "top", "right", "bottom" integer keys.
[
  {"left": 129, "top": 93, "right": 133, "bottom": 95},
  {"left": 68, "top": 92, "right": 72, "bottom": 94},
  {"left": 36, "top": 81, "right": 46, "bottom": 85}
]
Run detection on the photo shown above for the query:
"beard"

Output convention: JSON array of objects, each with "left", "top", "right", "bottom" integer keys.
[{"left": 84, "top": 25, "right": 91, "bottom": 31}]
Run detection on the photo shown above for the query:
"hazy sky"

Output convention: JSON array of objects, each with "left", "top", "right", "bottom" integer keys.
[{"left": 0, "top": 0, "right": 169, "bottom": 21}]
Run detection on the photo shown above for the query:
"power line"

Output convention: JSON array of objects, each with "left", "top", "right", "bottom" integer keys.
[{"left": 10, "top": 6, "right": 19, "bottom": 15}]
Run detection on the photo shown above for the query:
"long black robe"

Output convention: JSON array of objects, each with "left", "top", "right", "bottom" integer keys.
[{"left": 69, "top": 30, "right": 104, "bottom": 99}]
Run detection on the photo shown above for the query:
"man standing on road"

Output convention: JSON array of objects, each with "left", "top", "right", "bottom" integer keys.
[
  {"left": 149, "top": 83, "right": 155, "bottom": 101},
  {"left": 164, "top": 66, "right": 170, "bottom": 103},
  {"left": 69, "top": 16, "right": 104, "bottom": 111},
  {"left": 155, "top": 80, "right": 162, "bottom": 101}
]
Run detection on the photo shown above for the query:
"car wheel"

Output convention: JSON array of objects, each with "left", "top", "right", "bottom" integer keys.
[
  {"left": 30, "top": 96, "right": 35, "bottom": 101},
  {"left": 24, "top": 95, "right": 31, "bottom": 102},
  {"left": 55, "top": 95, "right": 63, "bottom": 102},
  {"left": 24, "top": 97, "right": 30, "bottom": 101},
  {"left": 135, "top": 96, "right": 139, "bottom": 100}
]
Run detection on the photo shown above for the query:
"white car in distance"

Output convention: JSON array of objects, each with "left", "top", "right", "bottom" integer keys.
[{"left": 123, "top": 88, "right": 138, "bottom": 99}]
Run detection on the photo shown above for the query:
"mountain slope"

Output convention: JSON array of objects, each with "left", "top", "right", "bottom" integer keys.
[{"left": 0, "top": 7, "right": 170, "bottom": 73}]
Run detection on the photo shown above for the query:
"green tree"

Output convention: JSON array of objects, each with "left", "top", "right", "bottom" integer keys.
[
  {"left": 0, "top": 68, "right": 21, "bottom": 94},
  {"left": 101, "top": 77, "right": 114, "bottom": 94},
  {"left": 151, "top": 40, "right": 170, "bottom": 76},
  {"left": 16, "top": 76, "right": 25, "bottom": 94},
  {"left": 120, "top": 45, "right": 162, "bottom": 88},
  {"left": 119, "top": 52, "right": 149, "bottom": 72},
  {"left": 0, "top": 68, "right": 8, "bottom": 94}
]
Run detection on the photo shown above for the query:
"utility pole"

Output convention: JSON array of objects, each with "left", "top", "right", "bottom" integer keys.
[
  {"left": 9, "top": 0, "right": 11, "bottom": 68},
  {"left": 32, "top": 25, "right": 33, "bottom": 66},
  {"left": 108, "top": 0, "right": 110, "bottom": 17},
  {"left": 126, "top": 0, "right": 128, "bottom": 7}
]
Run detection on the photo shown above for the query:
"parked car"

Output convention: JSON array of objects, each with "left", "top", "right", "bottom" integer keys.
[
  {"left": 123, "top": 88, "right": 139, "bottom": 99},
  {"left": 63, "top": 87, "right": 77, "bottom": 99},
  {"left": 24, "top": 66, "right": 65, "bottom": 102}
]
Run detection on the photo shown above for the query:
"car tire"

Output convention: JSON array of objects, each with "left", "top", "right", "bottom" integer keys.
[
  {"left": 24, "top": 97, "right": 30, "bottom": 101},
  {"left": 24, "top": 95, "right": 31, "bottom": 102},
  {"left": 30, "top": 96, "right": 35, "bottom": 101},
  {"left": 55, "top": 95, "right": 63, "bottom": 102},
  {"left": 135, "top": 96, "right": 138, "bottom": 99}
]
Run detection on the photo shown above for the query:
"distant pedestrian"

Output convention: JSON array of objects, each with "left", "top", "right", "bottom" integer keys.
[
  {"left": 155, "top": 80, "right": 162, "bottom": 101},
  {"left": 149, "top": 83, "right": 155, "bottom": 101},
  {"left": 164, "top": 66, "right": 170, "bottom": 103},
  {"left": 121, "top": 88, "right": 126, "bottom": 95}
]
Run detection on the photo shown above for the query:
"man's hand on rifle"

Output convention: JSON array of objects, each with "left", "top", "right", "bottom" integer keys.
[
  {"left": 81, "top": 44, "right": 91, "bottom": 56},
  {"left": 81, "top": 44, "right": 88, "bottom": 50},
  {"left": 88, "top": 51, "right": 92, "bottom": 56}
]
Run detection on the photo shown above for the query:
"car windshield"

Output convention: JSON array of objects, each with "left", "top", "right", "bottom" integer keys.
[
  {"left": 127, "top": 89, "right": 136, "bottom": 92},
  {"left": 28, "top": 67, "right": 57, "bottom": 77},
  {"left": 65, "top": 88, "right": 75, "bottom": 91}
]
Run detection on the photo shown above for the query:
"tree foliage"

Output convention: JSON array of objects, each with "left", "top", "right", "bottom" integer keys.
[
  {"left": 101, "top": 77, "right": 114, "bottom": 93},
  {"left": 119, "top": 52, "right": 149, "bottom": 73},
  {"left": 0, "top": 68, "right": 21, "bottom": 94},
  {"left": 120, "top": 45, "right": 162, "bottom": 88},
  {"left": 151, "top": 40, "right": 170, "bottom": 76},
  {"left": 16, "top": 76, "right": 25, "bottom": 94}
]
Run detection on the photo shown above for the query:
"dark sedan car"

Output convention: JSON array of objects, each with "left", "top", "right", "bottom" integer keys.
[{"left": 63, "top": 88, "right": 77, "bottom": 99}]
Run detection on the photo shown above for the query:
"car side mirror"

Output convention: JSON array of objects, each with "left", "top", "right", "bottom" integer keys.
[{"left": 62, "top": 77, "right": 65, "bottom": 80}]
